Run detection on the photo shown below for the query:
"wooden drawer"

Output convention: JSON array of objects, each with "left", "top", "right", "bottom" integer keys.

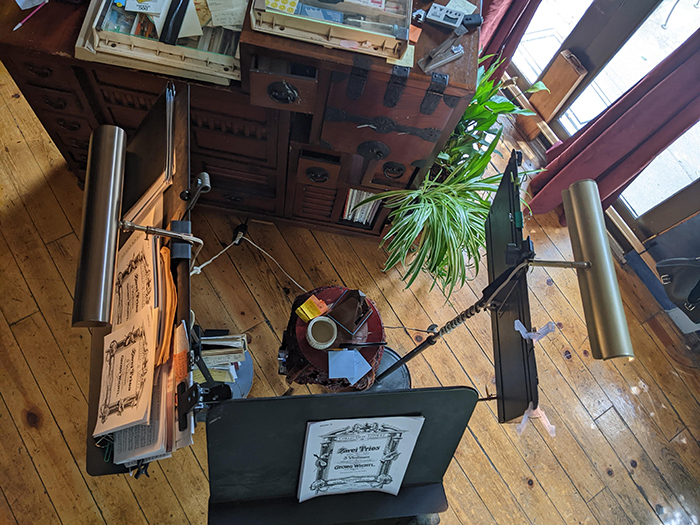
[
  {"left": 292, "top": 184, "right": 339, "bottom": 221},
  {"left": 362, "top": 160, "right": 416, "bottom": 189},
  {"left": 191, "top": 154, "right": 278, "bottom": 192},
  {"left": 65, "top": 146, "right": 89, "bottom": 172},
  {"left": 249, "top": 56, "right": 317, "bottom": 114},
  {"left": 201, "top": 185, "right": 279, "bottom": 215},
  {"left": 190, "top": 85, "right": 267, "bottom": 121},
  {"left": 11, "top": 56, "right": 77, "bottom": 91},
  {"left": 190, "top": 108, "right": 279, "bottom": 168},
  {"left": 21, "top": 84, "right": 86, "bottom": 116},
  {"left": 295, "top": 149, "right": 342, "bottom": 187},
  {"left": 91, "top": 67, "right": 168, "bottom": 95},
  {"left": 41, "top": 112, "right": 94, "bottom": 149}
]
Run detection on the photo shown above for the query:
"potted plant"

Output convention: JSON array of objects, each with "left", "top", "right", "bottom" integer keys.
[{"left": 358, "top": 59, "right": 546, "bottom": 298}]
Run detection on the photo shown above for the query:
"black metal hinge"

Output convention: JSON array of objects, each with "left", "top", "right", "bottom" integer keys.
[
  {"left": 420, "top": 72, "right": 449, "bottom": 115},
  {"left": 383, "top": 65, "right": 410, "bottom": 108},
  {"left": 347, "top": 55, "right": 373, "bottom": 100}
]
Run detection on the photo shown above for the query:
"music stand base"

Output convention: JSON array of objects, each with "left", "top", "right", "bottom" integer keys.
[{"left": 365, "top": 347, "right": 411, "bottom": 392}]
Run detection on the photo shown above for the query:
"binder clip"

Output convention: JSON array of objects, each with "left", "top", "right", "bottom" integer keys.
[{"left": 176, "top": 324, "right": 234, "bottom": 432}]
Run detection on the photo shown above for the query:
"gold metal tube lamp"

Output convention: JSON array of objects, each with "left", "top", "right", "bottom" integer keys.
[
  {"left": 72, "top": 125, "right": 127, "bottom": 327},
  {"left": 562, "top": 180, "right": 634, "bottom": 360}
]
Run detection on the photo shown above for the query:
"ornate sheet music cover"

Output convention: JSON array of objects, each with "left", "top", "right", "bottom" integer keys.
[
  {"left": 93, "top": 307, "right": 158, "bottom": 437},
  {"left": 297, "top": 416, "right": 425, "bottom": 502}
]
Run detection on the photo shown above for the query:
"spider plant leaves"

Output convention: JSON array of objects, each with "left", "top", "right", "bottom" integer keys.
[{"left": 360, "top": 55, "right": 534, "bottom": 298}]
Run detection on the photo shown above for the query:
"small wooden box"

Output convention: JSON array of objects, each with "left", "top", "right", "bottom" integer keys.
[{"left": 517, "top": 50, "right": 587, "bottom": 140}]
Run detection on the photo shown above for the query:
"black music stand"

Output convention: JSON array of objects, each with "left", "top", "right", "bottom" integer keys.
[
  {"left": 207, "top": 387, "right": 478, "bottom": 525},
  {"left": 373, "top": 151, "right": 538, "bottom": 423}
]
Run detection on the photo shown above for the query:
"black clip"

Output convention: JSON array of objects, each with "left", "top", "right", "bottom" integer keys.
[
  {"left": 384, "top": 65, "right": 410, "bottom": 108},
  {"left": 347, "top": 55, "right": 373, "bottom": 100},
  {"left": 133, "top": 459, "right": 150, "bottom": 480},
  {"left": 420, "top": 73, "right": 449, "bottom": 115}
]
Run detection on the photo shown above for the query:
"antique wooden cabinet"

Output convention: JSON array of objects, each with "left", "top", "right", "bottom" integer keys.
[{"left": 0, "top": 1, "right": 478, "bottom": 237}]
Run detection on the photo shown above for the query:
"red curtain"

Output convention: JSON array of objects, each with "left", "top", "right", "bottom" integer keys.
[
  {"left": 528, "top": 27, "right": 700, "bottom": 215},
  {"left": 480, "top": 0, "right": 542, "bottom": 78}
]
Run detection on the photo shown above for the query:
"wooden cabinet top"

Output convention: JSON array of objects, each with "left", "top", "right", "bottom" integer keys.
[{"left": 0, "top": 0, "right": 478, "bottom": 91}]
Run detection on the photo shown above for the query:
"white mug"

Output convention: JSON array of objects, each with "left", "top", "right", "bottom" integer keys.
[{"left": 306, "top": 316, "right": 337, "bottom": 350}]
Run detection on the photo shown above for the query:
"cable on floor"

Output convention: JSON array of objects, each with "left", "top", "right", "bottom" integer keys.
[{"left": 190, "top": 235, "right": 307, "bottom": 294}]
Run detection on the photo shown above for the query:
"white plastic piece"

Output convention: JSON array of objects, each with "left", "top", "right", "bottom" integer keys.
[
  {"left": 517, "top": 402, "right": 556, "bottom": 437},
  {"left": 306, "top": 316, "right": 337, "bottom": 350},
  {"left": 514, "top": 320, "right": 556, "bottom": 342}
]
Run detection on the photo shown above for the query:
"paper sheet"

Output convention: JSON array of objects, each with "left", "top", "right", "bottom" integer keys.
[
  {"left": 445, "top": 0, "right": 476, "bottom": 14},
  {"left": 94, "top": 308, "right": 158, "bottom": 437},
  {"left": 150, "top": 0, "right": 203, "bottom": 41},
  {"left": 297, "top": 416, "right": 425, "bottom": 502},
  {"left": 328, "top": 349, "right": 372, "bottom": 386},
  {"left": 156, "top": 246, "right": 177, "bottom": 366},
  {"left": 113, "top": 365, "right": 168, "bottom": 464},
  {"left": 125, "top": 0, "right": 168, "bottom": 15},
  {"left": 207, "top": 0, "right": 246, "bottom": 28}
]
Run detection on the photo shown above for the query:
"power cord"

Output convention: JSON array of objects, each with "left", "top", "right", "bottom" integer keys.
[{"left": 190, "top": 222, "right": 308, "bottom": 294}]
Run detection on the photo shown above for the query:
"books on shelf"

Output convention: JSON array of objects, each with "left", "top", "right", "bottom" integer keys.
[{"left": 343, "top": 189, "right": 381, "bottom": 226}]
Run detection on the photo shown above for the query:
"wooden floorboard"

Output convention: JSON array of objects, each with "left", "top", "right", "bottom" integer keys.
[{"left": 1, "top": 61, "right": 699, "bottom": 524}]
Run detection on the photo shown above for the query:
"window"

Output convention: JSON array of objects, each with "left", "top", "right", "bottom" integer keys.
[
  {"left": 511, "top": 0, "right": 594, "bottom": 84},
  {"left": 620, "top": 120, "right": 700, "bottom": 218},
  {"left": 558, "top": 0, "right": 699, "bottom": 134}
]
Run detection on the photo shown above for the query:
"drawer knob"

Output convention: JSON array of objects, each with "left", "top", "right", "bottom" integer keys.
[
  {"left": 68, "top": 138, "right": 89, "bottom": 149},
  {"left": 24, "top": 62, "right": 52, "bottom": 78},
  {"left": 383, "top": 162, "right": 405, "bottom": 179},
  {"left": 267, "top": 81, "right": 299, "bottom": 104},
  {"left": 224, "top": 194, "right": 245, "bottom": 203},
  {"left": 57, "top": 118, "right": 81, "bottom": 131},
  {"left": 44, "top": 97, "right": 67, "bottom": 110},
  {"left": 306, "top": 167, "right": 329, "bottom": 183}
]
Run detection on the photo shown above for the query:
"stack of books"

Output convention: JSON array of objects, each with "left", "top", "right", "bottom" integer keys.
[{"left": 343, "top": 189, "right": 381, "bottom": 226}]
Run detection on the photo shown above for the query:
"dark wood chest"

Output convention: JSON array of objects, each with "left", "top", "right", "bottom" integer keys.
[{"left": 0, "top": 0, "right": 478, "bottom": 237}]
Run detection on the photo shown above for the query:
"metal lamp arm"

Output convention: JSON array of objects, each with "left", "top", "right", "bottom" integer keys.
[{"left": 120, "top": 220, "right": 203, "bottom": 270}]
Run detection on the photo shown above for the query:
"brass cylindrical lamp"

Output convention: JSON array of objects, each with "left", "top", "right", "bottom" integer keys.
[
  {"left": 72, "top": 125, "right": 127, "bottom": 327},
  {"left": 562, "top": 180, "right": 634, "bottom": 360}
]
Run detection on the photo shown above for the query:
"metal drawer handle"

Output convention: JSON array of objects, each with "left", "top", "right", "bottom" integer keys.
[
  {"left": 24, "top": 62, "right": 52, "bottom": 78},
  {"left": 223, "top": 194, "right": 245, "bottom": 203},
  {"left": 268, "top": 81, "right": 299, "bottom": 104},
  {"left": 306, "top": 167, "right": 329, "bottom": 183},
  {"left": 44, "top": 97, "right": 67, "bottom": 110},
  {"left": 357, "top": 140, "right": 390, "bottom": 161},
  {"left": 383, "top": 161, "right": 405, "bottom": 179},
  {"left": 57, "top": 118, "right": 81, "bottom": 131}
]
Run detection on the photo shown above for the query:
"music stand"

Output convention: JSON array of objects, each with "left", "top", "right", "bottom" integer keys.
[{"left": 207, "top": 387, "right": 478, "bottom": 524}]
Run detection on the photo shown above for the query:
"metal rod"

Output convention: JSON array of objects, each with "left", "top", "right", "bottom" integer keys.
[
  {"left": 120, "top": 220, "right": 204, "bottom": 270},
  {"left": 375, "top": 336, "right": 437, "bottom": 382},
  {"left": 529, "top": 259, "right": 591, "bottom": 269}
]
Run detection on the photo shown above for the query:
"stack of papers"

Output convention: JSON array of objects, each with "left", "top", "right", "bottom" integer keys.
[
  {"left": 94, "top": 195, "right": 194, "bottom": 466},
  {"left": 192, "top": 334, "right": 247, "bottom": 383}
]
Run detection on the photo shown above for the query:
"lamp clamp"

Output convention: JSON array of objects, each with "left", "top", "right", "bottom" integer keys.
[{"left": 179, "top": 172, "right": 211, "bottom": 213}]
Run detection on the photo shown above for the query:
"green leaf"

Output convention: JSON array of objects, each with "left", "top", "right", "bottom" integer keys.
[{"left": 525, "top": 81, "right": 550, "bottom": 94}]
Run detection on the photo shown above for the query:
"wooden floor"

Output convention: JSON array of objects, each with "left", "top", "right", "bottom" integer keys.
[{"left": 1, "top": 60, "right": 700, "bottom": 525}]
